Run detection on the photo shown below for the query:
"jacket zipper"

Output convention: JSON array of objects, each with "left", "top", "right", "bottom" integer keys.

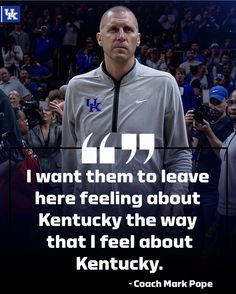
[
  {"left": 102, "top": 60, "right": 136, "bottom": 133},
  {"left": 112, "top": 80, "right": 121, "bottom": 132}
]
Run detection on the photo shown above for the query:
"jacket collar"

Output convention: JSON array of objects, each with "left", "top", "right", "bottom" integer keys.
[{"left": 99, "top": 59, "right": 140, "bottom": 85}]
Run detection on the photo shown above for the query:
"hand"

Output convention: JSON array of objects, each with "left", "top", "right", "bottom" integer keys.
[
  {"left": 58, "top": 101, "right": 64, "bottom": 111},
  {"left": 158, "top": 53, "right": 164, "bottom": 62},
  {"left": 49, "top": 100, "right": 63, "bottom": 117},
  {"left": 193, "top": 119, "right": 210, "bottom": 132},
  {"left": 185, "top": 110, "right": 194, "bottom": 126}
]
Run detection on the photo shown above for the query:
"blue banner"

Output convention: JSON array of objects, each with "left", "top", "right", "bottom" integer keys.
[{"left": 0, "top": 6, "right": 20, "bottom": 23}]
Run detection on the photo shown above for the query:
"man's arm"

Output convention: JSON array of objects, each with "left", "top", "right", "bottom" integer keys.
[{"left": 194, "top": 120, "right": 222, "bottom": 157}]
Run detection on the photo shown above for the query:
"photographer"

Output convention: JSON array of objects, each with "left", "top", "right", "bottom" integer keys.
[
  {"left": 1, "top": 36, "right": 23, "bottom": 77},
  {"left": 191, "top": 90, "right": 236, "bottom": 265},
  {"left": 185, "top": 85, "right": 234, "bottom": 252}
]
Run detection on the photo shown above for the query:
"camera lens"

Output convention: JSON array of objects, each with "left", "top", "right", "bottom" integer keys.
[{"left": 194, "top": 105, "right": 211, "bottom": 124}]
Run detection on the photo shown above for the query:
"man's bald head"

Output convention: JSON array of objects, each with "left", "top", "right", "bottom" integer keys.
[{"left": 99, "top": 6, "right": 139, "bottom": 31}]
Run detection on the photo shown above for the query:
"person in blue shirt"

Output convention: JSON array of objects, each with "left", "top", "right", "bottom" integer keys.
[{"left": 76, "top": 39, "right": 97, "bottom": 74}]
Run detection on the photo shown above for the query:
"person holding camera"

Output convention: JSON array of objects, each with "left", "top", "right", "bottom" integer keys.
[
  {"left": 190, "top": 89, "right": 236, "bottom": 265},
  {"left": 185, "top": 85, "right": 234, "bottom": 252}
]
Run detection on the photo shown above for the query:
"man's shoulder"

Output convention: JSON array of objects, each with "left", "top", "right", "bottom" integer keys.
[
  {"left": 221, "top": 130, "right": 236, "bottom": 149},
  {"left": 138, "top": 63, "right": 174, "bottom": 81},
  {"left": 9, "top": 77, "right": 23, "bottom": 87},
  {"left": 218, "top": 115, "right": 234, "bottom": 127},
  {"left": 0, "top": 77, "right": 18, "bottom": 86},
  {"left": 211, "top": 116, "right": 234, "bottom": 139},
  {"left": 68, "top": 67, "right": 100, "bottom": 84},
  {"left": 9, "top": 76, "right": 19, "bottom": 82}
]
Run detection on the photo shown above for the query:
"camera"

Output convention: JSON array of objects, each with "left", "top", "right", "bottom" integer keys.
[
  {"left": 20, "top": 100, "right": 40, "bottom": 128},
  {"left": 193, "top": 105, "right": 211, "bottom": 124},
  {"left": 20, "top": 100, "right": 39, "bottom": 109},
  {"left": 39, "top": 100, "right": 50, "bottom": 110}
]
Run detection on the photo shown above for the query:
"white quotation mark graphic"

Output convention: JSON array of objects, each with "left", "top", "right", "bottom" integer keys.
[
  {"left": 121, "top": 134, "right": 137, "bottom": 164},
  {"left": 139, "top": 133, "right": 155, "bottom": 164},
  {"left": 82, "top": 133, "right": 97, "bottom": 164},
  {"left": 100, "top": 133, "right": 115, "bottom": 164},
  {"left": 82, "top": 133, "right": 154, "bottom": 164}
]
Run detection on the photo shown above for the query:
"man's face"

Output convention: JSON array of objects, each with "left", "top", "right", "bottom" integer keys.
[
  {"left": 221, "top": 55, "right": 230, "bottom": 64},
  {"left": 223, "top": 65, "right": 231, "bottom": 76},
  {"left": 96, "top": 10, "right": 140, "bottom": 63},
  {"left": 175, "top": 71, "right": 185, "bottom": 83},
  {"left": 199, "top": 64, "right": 206, "bottom": 75},
  {"left": 41, "top": 27, "right": 48, "bottom": 37},
  {"left": 0, "top": 69, "right": 10, "bottom": 82},
  {"left": 227, "top": 91, "right": 236, "bottom": 122},
  {"left": 9, "top": 92, "right": 20, "bottom": 108},
  {"left": 209, "top": 98, "right": 226, "bottom": 119},
  {"left": 23, "top": 54, "right": 30, "bottom": 65},
  {"left": 86, "top": 42, "right": 94, "bottom": 52},
  {"left": 20, "top": 70, "right": 29, "bottom": 80},
  {"left": 141, "top": 45, "right": 149, "bottom": 55},
  {"left": 191, "top": 43, "right": 199, "bottom": 51},
  {"left": 186, "top": 50, "right": 194, "bottom": 60}
]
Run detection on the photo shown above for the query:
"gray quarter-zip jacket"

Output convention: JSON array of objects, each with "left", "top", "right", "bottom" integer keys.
[{"left": 62, "top": 60, "right": 192, "bottom": 233}]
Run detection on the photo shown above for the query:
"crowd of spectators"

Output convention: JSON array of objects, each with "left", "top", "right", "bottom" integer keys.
[{"left": 0, "top": 1, "right": 235, "bottom": 109}]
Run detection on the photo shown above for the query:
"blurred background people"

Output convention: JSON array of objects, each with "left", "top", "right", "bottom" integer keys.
[{"left": 1, "top": 36, "right": 23, "bottom": 77}]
